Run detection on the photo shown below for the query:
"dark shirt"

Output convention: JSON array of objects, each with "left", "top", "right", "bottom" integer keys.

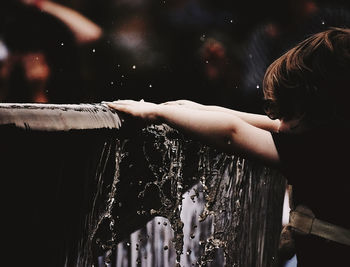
[{"left": 272, "top": 126, "right": 350, "bottom": 266}]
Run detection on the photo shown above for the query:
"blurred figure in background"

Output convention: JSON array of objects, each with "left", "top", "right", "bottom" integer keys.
[
  {"left": 0, "top": 0, "right": 103, "bottom": 103},
  {"left": 0, "top": 48, "right": 51, "bottom": 103},
  {"left": 197, "top": 36, "right": 242, "bottom": 108}
]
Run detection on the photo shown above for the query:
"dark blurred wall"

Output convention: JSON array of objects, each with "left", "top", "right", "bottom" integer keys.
[{"left": 1, "top": 1, "right": 350, "bottom": 110}]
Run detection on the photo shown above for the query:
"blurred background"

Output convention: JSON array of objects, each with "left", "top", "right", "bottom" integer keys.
[{"left": 1, "top": 0, "right": 350, "bottom": 114}]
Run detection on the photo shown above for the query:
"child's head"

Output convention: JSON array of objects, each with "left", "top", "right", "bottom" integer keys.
[{"left": 263, "top": 27, "right": 350, "bottom": 127}]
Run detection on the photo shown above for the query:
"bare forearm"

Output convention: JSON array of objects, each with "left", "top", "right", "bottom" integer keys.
[
  {"left": 155, "top": 106, "right": 241, "bottom": 151},
  {"left": 197, "top": 105, "right": 280, "bottom": 132},
  {"left": 107, "top": 100, "right": 280, "bottom": 164},
  {"left": 164, "top": 101, "right": 280, "bottom": 132}
]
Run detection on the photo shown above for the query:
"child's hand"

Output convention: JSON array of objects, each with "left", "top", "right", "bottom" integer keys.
[
  {"left": 107, "top": 100, "right": 161, "bottom": 123},
  {"left": 162, "top": 100, "right": 205, "bottom": 110}
]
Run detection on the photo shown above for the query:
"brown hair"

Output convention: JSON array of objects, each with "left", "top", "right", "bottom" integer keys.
[{"left": 263, "top": 27, "right": 350, "bottom": 125}]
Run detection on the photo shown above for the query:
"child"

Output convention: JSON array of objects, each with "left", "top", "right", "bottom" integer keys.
[{"left": 108, "top": 27, "right": 350, "bottom": 267}]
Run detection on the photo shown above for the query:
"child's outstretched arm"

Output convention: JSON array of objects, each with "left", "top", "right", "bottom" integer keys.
[
  {"left": 163, "top": 100, "right": 280, "bottom": 132},
  {"left": 108, "top": 100, "right": 280, "bottom": 166}
]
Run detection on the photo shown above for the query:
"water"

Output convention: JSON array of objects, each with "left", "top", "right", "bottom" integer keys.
[
  {"left": 0, "top": 104, "right": 285, "bottom": 267},
  {"left": 90, "top": 124, "right": 285, "bottom": 267}
]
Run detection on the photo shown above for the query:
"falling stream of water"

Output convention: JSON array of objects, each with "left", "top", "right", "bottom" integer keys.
[
  {"left": 88, "top": 124, "right": 285, "bottom": 267},
  {"left": 0, "top": 104, "right": 285, "bottom": 267}
]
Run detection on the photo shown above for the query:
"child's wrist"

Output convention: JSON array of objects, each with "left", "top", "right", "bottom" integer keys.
[{"left": 153, "top": 105, "right": 163, "bottom": 122}]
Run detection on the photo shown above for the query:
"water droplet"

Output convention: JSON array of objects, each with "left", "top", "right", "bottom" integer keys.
[
  {"left": 230, "top": 19, "right": 234, "bottom": 23},
  {"left": 60, "top": 42, "right": 64, "bottom": 46},
  {"left": 256, "top": 85, "right": 260, "bottom": 89},
  {"left": 205, "top": 60, "right": 209, "bottom": 64},
  {"left": 92, "top": 48, "right": 96, "bottom": 53},
  {"left": 149, "top": 84, "right": 153, "bottom": 88},
  {"left": 110, "top": 81, "right": 114, "bottom": 85},
  {"left": 321, "top": 21, "right": 325, "bottom": 25},
  {"left": 132, "top": 65, "right": 136, "bottom": 69},
  {"left": 150, "top": 209, "right": 158, "bottom": 215}
]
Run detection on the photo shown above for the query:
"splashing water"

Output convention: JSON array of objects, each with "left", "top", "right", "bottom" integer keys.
[
  {"left": 0, "top": 104, "right": 285, "bottom": 267},
  {"left": 90, "top": 124, "right": 285, "bottom": 267}
]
